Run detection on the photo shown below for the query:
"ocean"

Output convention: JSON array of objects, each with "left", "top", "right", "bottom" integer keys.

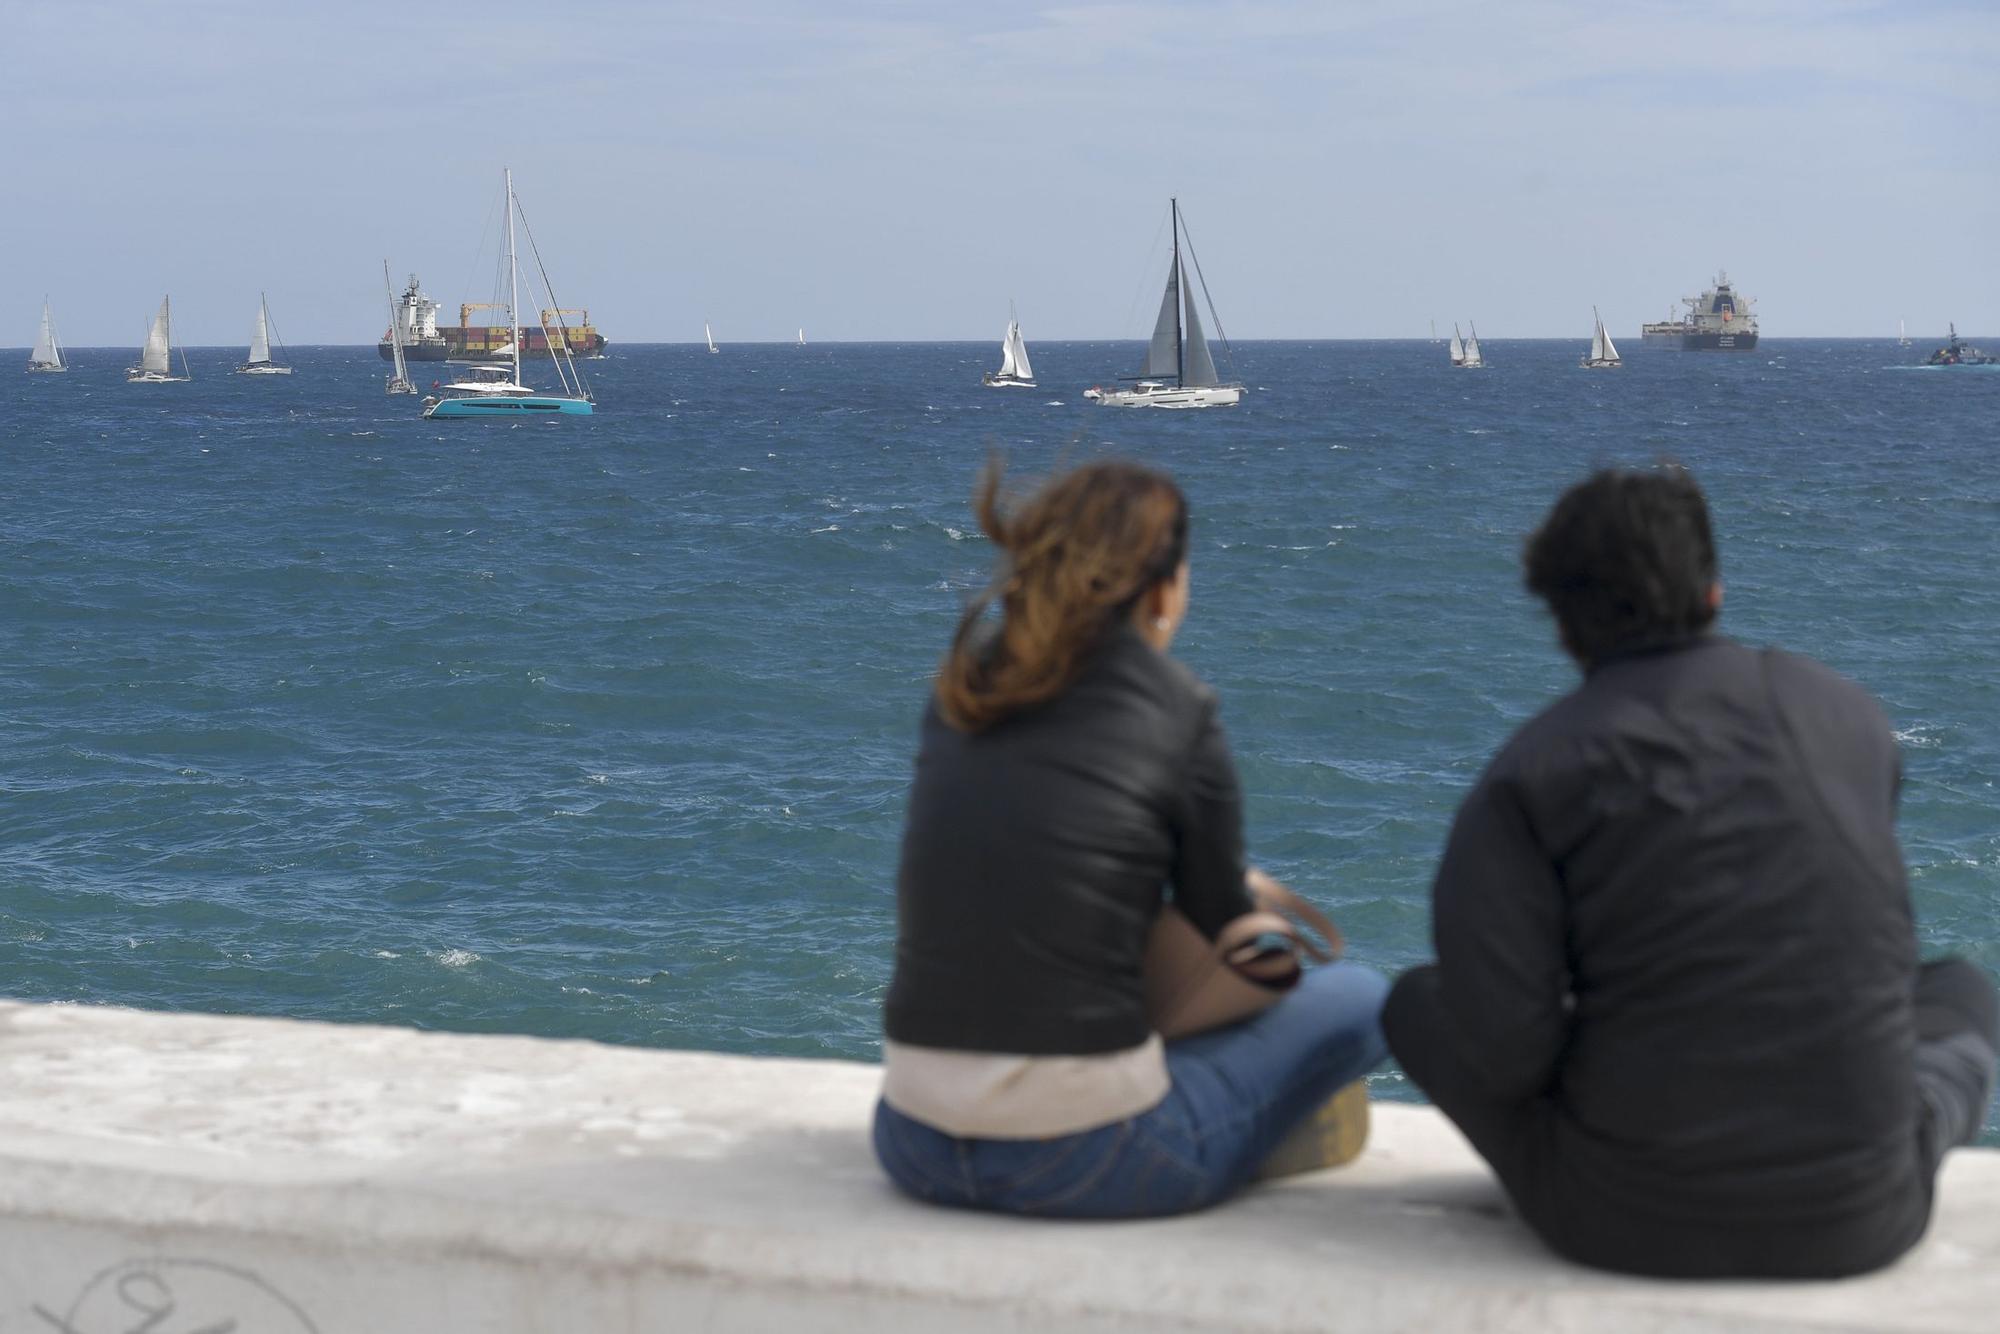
[{"left": 4, "top": 338, "right": 1997, "bottom": 1137}]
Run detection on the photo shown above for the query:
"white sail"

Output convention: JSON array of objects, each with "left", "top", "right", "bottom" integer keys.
[
  {"left": 997, "top": 320, "right": 1020, "bottom": 378},
  {"left": 798, "top": 328, "right": 806, "bottom": 345},
  {"left": 248, "top": 301, "right": 272, "bottom": 365},
  {"left": 1448, "top": 325, "right": 1465, "bottom": 365},
  {"left": 1589, "top": 317, "right": 1606, "bottom": 363},
  {"left": 1181, "top": 283, "right": 1219, "bottom": 388},
  {"left": 1463, "top": 324, "right": 1484, "bottom": 367},
  {"left": 142, "top": 298, "right": 172, "bottom": 374},
  {"left": 1598, "top": 321, "right": 1620, "bottom": 363},
  {"left": 31, "top": 301, "right": 62, "bottom": 368},
  {"left": 706, "top": 322, "right": 717, "bottom": 353},
  {"left": 385, "top": 261, "right": 413, "bottom": 390},
  {"left": 1008, "top": 320, "right": 1034, "bottom": 382}
]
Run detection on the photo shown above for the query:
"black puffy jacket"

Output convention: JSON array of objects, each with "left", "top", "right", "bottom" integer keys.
[{"left": 884, "top": 624, "right": 1252, "bottom": 1055}]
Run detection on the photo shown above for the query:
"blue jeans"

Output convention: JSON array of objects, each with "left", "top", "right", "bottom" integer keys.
[{"left": 872, "top": 960, "right": 1390, "bottom": 1218}]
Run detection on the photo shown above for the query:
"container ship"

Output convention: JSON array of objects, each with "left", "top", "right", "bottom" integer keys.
[
  {"left": 377, "top": 274, "right": 606, "bottom": 363},
  {"left": 1639, "top": 272, "right": 1758, "bottom": 351}
]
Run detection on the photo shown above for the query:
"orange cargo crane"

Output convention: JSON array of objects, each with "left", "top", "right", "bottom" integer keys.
[
  {"left": 540, "top": 308, "right": 590, "bottom": 327},
  {"left": 459, "top": 302, "right": 504, "bottom": 328}
]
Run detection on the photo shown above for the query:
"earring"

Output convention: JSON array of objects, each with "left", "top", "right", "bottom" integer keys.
[{"left": 1154, "top": 616, "right": 1171, "bottom": 631}]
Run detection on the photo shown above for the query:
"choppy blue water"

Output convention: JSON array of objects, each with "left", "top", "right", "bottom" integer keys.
[{"left": 4, "top": 339, "right": 1997, "bottom": 1135}]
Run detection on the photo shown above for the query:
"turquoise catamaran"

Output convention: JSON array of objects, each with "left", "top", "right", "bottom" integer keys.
[{"left": 423, "top": 168, "right": 594, "bottom": 419}]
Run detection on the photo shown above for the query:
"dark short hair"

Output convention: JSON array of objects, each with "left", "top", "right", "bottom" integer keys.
[{"left": 1523, "top": 465, "right": 1718, "bottom": 665}]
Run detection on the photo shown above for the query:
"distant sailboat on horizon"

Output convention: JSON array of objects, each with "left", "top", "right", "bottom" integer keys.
[
  {"left": 236, "top": 294, "right": 294, "bottom": 375},
  {"left": 1460, "top": 322, "right": 1486, "bottom": 369},
  {"left": 1899, "top": 318, "right": 1911, "bottom": 348},
  {"left": 384, "top": 261, "right": 416, "bottom": 394},
  {"left": 27, "top": 300, "right": 67, "bottom": 373},
  {"left": 983, "top": 304, "right": 1036, "bottom": 388},
  {"left": 797, "top": 328, "right": 806, "bottom": 346},
  {"left": 1084, "top": 197, "right": 1242, "bottom": 409},
  {"left": 706, "top": 322, "right": 719, "bottom": 354},
  {"left": 1448, "top": 324, "right": 1465, "bottom": 366},
  {"left": 127, "top": 296, "right": 191, "bottom": 383},
  {"left": 1580, "top": 306, "right": 1622, "bottom": 368}
]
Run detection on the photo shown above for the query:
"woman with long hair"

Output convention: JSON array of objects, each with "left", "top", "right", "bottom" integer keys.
[{"left": 876, "top": 458, "right": 1387, "bottom": 1217}]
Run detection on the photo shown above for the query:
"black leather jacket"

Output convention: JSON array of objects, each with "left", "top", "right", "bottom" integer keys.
[{"left": 884, "top": 624, "right": 1253, "bottom": 1055}]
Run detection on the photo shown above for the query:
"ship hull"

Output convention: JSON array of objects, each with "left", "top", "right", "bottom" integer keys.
[
  {"left": 379, "top": 329, "right": 607, "bottom": 363},
  {"left": 1682, "top": 331, "right": 1758, "bottom": 351}
]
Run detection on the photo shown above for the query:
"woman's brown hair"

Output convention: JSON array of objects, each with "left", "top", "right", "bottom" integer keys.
[{"left": 936, "top": 458, "right": 1189, "bottom": 732}]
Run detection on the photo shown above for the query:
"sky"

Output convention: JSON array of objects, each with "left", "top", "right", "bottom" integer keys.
[{"left": 5, "top": 1, "right": 1996, "bottom": 345}]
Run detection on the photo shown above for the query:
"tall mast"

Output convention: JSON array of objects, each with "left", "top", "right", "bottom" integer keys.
[
  {"left": 505, "top": 166, "right": 521, "bottom": 387},
  {"left": 1171, "top": 197, "right": 1184, "bottom": 388}
]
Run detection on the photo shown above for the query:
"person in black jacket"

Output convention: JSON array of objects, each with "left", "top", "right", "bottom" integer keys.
[
  {"left": 1385, "top": 464, "right": 1999, "bottom": 1278},
  {"left": 875, "top": 459, "right": 1388, "bottom": 1218}
]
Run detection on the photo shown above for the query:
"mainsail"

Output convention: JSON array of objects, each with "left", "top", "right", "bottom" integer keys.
[
  {"left": 1449, "top": 325, "right": 1465, "bottom": 365},
  {"left": 1598, "top": 316, "right": 1619, "bottom": 363},
  {"left": 1140, "top": 265, "right": 1182, "bottom": 381},
  {"left": 248, "top": 301, "right": 272, "bottom": 365},
  {"left": 1589, "top": 317, "right": 1606, "bottom": 363},
  {"left": 1463, "top": 324, "right": 1484, "bottom": 367},
  {"left": 142, "top": 298, "right": 172, "bottom": 374},
  {"left": 31, "top": 302, "right": 62, "bottom": 369},
  {"left": 997, "top": 320, "right": 1019, "bottom": 378}
]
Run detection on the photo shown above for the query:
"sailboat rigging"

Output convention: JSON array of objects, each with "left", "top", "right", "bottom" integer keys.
[
  {"left": 706, "top": 322, "right": 719, "bottom": 354},
  {"left": 983, "top": 303, "right": 1036, "bottom": 388},
  {"left": 27, "top": 300, "right": 67, "bottom": 373},
  {"left": 422, "top": 168, "right": 594, "bottom": 419},
  {"left": 127, "top": 296, "right": 191, "bottom": 383},
  {"left": 236, "top": 294, "right": 294, "bottom": 375},
  {"left": 1580, "top": 306, "right": 1622, "bottom": 368},
  {"left": 1085, "top": 198, "right": 1242, "bottom": 408}
]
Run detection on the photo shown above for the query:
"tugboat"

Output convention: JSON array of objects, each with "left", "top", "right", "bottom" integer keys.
[
  {"left": 1680, "top": 272, "right": 1758, "bottom": 350},
  {"left": 1924, "top": 324, "right": 1996, "bottom": 366}
]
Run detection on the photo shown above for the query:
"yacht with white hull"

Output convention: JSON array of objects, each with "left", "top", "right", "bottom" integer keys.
[
  {"left": 1086, "top": 198, "right": 1242, "bottom": 409},
  {"left": 27, "top": 300, "right": 67, "bottom": 373},
  {"left": 127, "top": 297, "right": 191, "bottom": 383},
  {"left": 983, "top": 305, "right": 1036, "bottom": 387},
  {"left": 235, "top": 294, "right": 294, "bottom": 375}
]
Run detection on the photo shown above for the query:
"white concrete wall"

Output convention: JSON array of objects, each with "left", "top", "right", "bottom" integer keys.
[{"left": 0, "top": 1000, "right": 1994, "bottom": 1333}]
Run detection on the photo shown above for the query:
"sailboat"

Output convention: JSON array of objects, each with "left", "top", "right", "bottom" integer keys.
[
  {"left": 1580, "top": 307, "right": 1622, "bottom": 368},
  {"left": 384, "top": 261, "right": 416, "bottom": 394},
  {"left": 27, "top": 300, "right": 67, "bottom": 373},
  {"left": 1899, "top": 319, "right": 1911, "bottom": 348},
  {"left": 1085, "top": 198, "right": 1242, "bottom": 408},
  {"left": 236, "top": 294, "right": 293, "bottom": 375},
  {"left": 982, "top": 305, "right": 1036, "bottom": 388},
  {"left": 422, "top": 168, "right": 594, "bottom": 419},
  {"left": 797, "top": 328, "right": 806, "bottom": 346},
  {"left": 1430, "top": 319, "right": 1440, "bottom": 345},
  {"left": 706, "top": 322, "right": 719, "bottom": 354},
  {"left": 127, "top": 296, "right": 191, "bottom": 383},
  {"left": 1460, "top": 322, "right": 1486, "bottom": 369},
  {"left": 1448, "top": 324, "right": 1466, "bottom": 366}
]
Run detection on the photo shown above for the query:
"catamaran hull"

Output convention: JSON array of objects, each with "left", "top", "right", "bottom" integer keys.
[
  {"left": 126, "top": 371, "right": 188, "bottom": 383},
  {"left": 1090, "top": 385, "right": 1243, "bottom": 409},
  {"left": 982, "top": 375, "right": 1037, "bottom": 388},
  {"left": 26, "top": 365, "right": 68, "bottom": 374},
  {"left": 1580, "top": 359, "right": 1622, "bottom": 369},
  {"left": 236, "top": 364, "right": 294, "bottom": 376},
  {"left": 422, "top": 395, "right": 594, "bottom": 419}
]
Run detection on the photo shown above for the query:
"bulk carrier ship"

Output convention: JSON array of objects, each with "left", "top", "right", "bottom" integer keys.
[
  {"left": 1638, "top": 272, "right": 1759, "bottom": 350},
  {"left": 378, "top": 274, "right": 606, "bottom": 364}
]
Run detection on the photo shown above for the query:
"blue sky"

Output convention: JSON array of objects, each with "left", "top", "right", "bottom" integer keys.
[{"left": 7, "top": 1, "right": 1995, "bottom": 344}]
